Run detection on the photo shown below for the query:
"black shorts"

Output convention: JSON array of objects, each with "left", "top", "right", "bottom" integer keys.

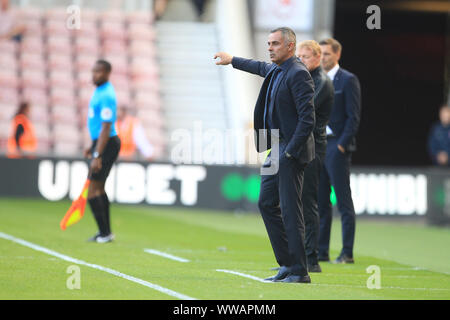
[{"left": 89, "top": 136, "right": 121, "bottom": 182}]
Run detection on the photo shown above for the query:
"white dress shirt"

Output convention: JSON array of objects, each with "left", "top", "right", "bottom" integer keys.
[{"left": 326, "top": 64, "right": 340, "bottom": 136}]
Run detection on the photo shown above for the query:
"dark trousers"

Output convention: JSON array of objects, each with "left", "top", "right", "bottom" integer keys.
[
  {"left": 318, "top": 138, "right": 356, "bottom": 258},
  {"left": 258, "top": 142, "right": 308, "bottom": 276},
  {"left": 302, "top": 152, "right": 324, "bottom": 265}
]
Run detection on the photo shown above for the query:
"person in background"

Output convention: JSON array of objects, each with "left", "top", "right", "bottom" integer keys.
[
  {"left": 317, "top": 38, "right": 361, "bottom": 264},
  {"left": 7, "top": 102, "right": 37, "bottom": 158},
  {"left": 116, "top": 106, "right": 154, "bottom": 160},
  {"left": 428, "top": 104, "right": 450, "bottom": 166},
  {"left": 296, "top": 40, "right": 334, "bottom": 273},
  {"left": 0, "top": 0, "right": 26, "bottom": 42}
]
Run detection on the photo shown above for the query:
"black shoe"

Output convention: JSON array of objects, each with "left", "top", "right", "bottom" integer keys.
[
  {"left": 278, "top": 274, "right": 311, "bottom": 283},
  {"left": 270, "top": 267, "right": 280, "bottom": 271},
  {"left": 308, "top": 263, "right": 322, "bottom": 273},
  {"left": 87, "top": 232, "right": 101, "bottom": 242},
  {"left": 332, "top": 254, "right": 354, "bottom": 264},
  {"left": 264, "top": 266, "right": 291, "bottom": 282},
  {"left": 318, "top": 255, "right": 330, "bottom": 262}
]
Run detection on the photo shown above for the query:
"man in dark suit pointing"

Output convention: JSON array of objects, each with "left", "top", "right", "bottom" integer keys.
[
  {"left": 318, "top": 38, "right": 361, "bottom": 264},
  {"left": 214, "top": 27, "right": 315, "bottom": 283}
]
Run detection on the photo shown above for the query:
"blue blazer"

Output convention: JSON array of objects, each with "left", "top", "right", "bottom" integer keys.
[
  {"left": 232, "top": 56, "right": 315, "bottom": 164},
  {"left": 329, "top": 67, "right": 361, "bottom": 152}
]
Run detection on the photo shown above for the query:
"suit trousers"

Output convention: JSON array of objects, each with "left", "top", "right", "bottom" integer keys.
[
  {"left": 302, "top": 151, "right": 324, "bottom": 265},
  {"left": 318, "top": 138, "right": 356, "bottom": 258},
  {"left": 258, "top": 141, "right": 308, "bottom": 276}
]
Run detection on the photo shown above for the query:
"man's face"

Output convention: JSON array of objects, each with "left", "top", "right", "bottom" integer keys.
[
  {"left": 320, "top": 44, "right": 340, "bottom": 72},
  {"left": 297, "top": 47, "right": 321, "bottom": 71},
  {"left": 92, "top": 63, "right": 109, "bottom": 86},
  {"left": 268, "top": 31, "right": 294, "bottom": 65},
  {"left": 440, "top": 107, "right": 450, "bottom": 126}
]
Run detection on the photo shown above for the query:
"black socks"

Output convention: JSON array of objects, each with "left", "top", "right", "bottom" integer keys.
[{"left": 88, "top": 194, "right": 111, "bottom": 236}]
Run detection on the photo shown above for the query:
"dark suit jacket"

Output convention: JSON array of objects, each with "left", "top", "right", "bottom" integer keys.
[
  {"left": 329, "top": 67, "right": 361, "bottom": 152},
  {"left": 310, "top": 66, "right": 334, "bottom": 156},
  {"left": 232, "top": 56, "right": 315, "bottom": 164}
]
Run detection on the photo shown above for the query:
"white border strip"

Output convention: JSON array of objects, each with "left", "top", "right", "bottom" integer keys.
[
  {"left": 0, "top": 232, "right": 196, "bottom": 300},
  {"left": 144, "top": 249, "right": 190, "bottom": 263}
]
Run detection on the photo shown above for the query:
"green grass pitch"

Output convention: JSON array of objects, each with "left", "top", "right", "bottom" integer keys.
[{"left": 0, "top": 198, "right": 449, "bottom": 300}]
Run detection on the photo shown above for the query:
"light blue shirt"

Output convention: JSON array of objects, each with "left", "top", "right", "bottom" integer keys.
[{"left": 87, "top": 81, "right": 118, "bottom": 140}]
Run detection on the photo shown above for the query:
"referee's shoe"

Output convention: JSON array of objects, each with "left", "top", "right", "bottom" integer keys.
[{"left": 88, "top": 233, "right": 115, "bottom": 243}]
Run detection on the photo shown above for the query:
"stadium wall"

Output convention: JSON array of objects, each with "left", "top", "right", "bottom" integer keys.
[{"left": 0, "top": 157, "right": 449, "bottom": 226}]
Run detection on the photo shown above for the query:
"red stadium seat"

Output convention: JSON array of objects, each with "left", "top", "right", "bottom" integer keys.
[
  {"left": 0, "top": 54, "right": 17, "bottom": 72},
  {"left": 129, "top": 40, "right": 157, "bottom": 58},
  {"left": 19, "top": 53, "right": 46, "bottom": 71},
  {"left": 75, "top": 36, "right": 99, "bottom": 56},
  {"left": 128, "top": 23, "right": 156, "bottom": 41},
  {"left": 0, "top": 70, "right": 19, "bottom": 90},
  {"left": 137, "top": 109, "right": 164, "bottom": 128},
  {"left": 100, "top": 21, "right": 126, "bottom": 40},
  {"left": 102, "top": 39, "right": 127, "bottom": 54},
  {"left": 21, "top": 70, "right": 47, "bottom": 90},
  {"left": 0, "top": 40, "right": 17, "bottom": 54},
  {"left": 101, "top": 10, "right": 124, "bottom": 23},
  {"left": 80, "top": 8, "right": 98, "bottom": 22},
  {"left": 53, "top": 141, "right": 81, "bottom": 156},
  {"left": 45, "top": 19, "right": 72, "bottom": 37},
  {"left": 22, "top": 88, "right": 48, "bottom": 107},
  {"left": 49, "top": 71, "right": 75, "bottom": 89},
  {"left": 23, "top": 19, "right": 43, "bottom": 37},
  {"left": 126, "top": 11, "right": 153, "bottom": 24},
  {"left": 16, "top": 7, "right": 43, "bottom": 20},
  {"left": 51, "top": 105, "right": 78, "bottom": 124},
  {"left": 0, "top": 103, "right": 16, "bottom": 121},
  {"left": 115, "top": 89, "right": 131, "bottom": 106},
  {"left": 75, "top": 54, "right": 98, "bottom": 73},
  {"left": 20, "top": 36, "right": 44, "bottom": 54},
  {"left": 49, "top": 88, "right": 75, "bottom": 107},
  {"left": 73, "top": 21, "right": 98, "bottom": 38},
  {"left": 29, "top": 105, "right": 50, "bottom": 123},
  {"left": 46, "top": 36, "right": 72, "bottom": 54},
  {"left": 48, "top": 54, "right": 73, "bottom": 71},
  {"left": 45, "top": 7, "right": 68, "bottom": 21}
]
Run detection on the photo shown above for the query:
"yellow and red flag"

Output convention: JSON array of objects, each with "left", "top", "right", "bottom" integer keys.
[{"left": 60, "top": 179, "right": 90, "bottom": 230}]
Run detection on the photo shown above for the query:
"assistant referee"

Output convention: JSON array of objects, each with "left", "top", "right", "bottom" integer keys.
[{"left": 85, "top": 60, "right": 121, "bottom": 243}]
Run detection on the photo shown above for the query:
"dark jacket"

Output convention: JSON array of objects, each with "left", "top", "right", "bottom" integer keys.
[
  {"left": 428, "top": 122, "right": 450, "bottom": 165},
  {"left": 310, "top": 65, "right": 334, "bottom": 156},
  {"left": 329, "top": 67, "right": 361, "bottom": 152},
  {"left": 232, "top": 56, "right": 315, "bottom": 164}
]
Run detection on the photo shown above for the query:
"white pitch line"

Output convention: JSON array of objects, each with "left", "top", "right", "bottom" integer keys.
[
  {"left": 216, "top": 269, "right": 272, "bottom": 283},
  {"left": 216, "top": 269, "right": 450, "bottom": 291},
  {"left": 0, "top": 232, "right": 196, "bottom": 300},
  {"left": 144, "top": 249, "right": 190, "bottom": 263}
]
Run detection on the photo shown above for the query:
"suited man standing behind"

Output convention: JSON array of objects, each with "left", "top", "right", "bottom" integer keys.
[
  {"left": 318, "top": 38, "right": 361, "bottom": 264},
  {"left": 214, "top": 27, "right": 316, "bottom": 283},
  {"left": 296, "top": 40, "right": 334, "bottom": 272}
]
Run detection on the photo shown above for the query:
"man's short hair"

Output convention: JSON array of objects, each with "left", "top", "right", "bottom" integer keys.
[
  {"left": 297, "top": 40, "right": 322, "bottom": 57},
  {"left": 319, "top": 38, "right": 342, "bottom": 54},
  {"left": 96, "top": 59, "right": 112, "bottom": 73},
  {"left": 270, "top": 27, "right": 296, "bottom": 47}
]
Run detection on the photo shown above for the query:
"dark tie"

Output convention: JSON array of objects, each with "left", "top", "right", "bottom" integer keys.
[{"left": 263, "top": 67, "right": 281, "bottom": 130}]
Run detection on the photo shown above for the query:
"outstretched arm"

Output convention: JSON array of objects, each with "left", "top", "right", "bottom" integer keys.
[{"left": 214, "top": 52, "right": 272, "bottom": 78}]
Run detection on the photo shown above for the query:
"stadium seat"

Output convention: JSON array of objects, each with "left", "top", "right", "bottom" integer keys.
[
  {"left": 23, "top": 19, "right": 43, "bottom": 37},
  {"left": 0, "top": 40, "right": 17, "bottom": 54},
  {"left": 115, "top": 89, "right": 131, "bottom": 106},
  {"left": 21, "top": 70, "right": 47, "bottom": 90},
  {"left": 75, "top": 36, "right": 99, "bottom": 56},
  {"left": 126, "top": 11, "right": 153, "bottom": 24},
  {"left": 0, "top": 103, "right": 16, "bottom": 121},
  {"left": 80, "top": 8, "right": 98, "bottom": 22},
  {"left": 0, "top": 88, "right": 18, "bottom": 105},
  {"left": 48, "top": 54, "right": 73, "bottom": 71},
  {"left": 45, "top": 7, "right": 68, "bottom": 21},
  {"left": 15, "top": 7, "right": 43, "bottom": 20},
  {"left": 19, "top": 53, "right": 46, "bottom": 71},
  {"left": 29, "top": 105, "right": 50, "bottom": 124},
  {"left": 46, "top": 36, "right": 72, "bottom": 54},
  {"left": 100, "top": 21, "right": 126, "bottom": 40},
  {"left": 109, "top": 74, "right": 130, "bottom": 93},
  {"left": 22, "top": 88, "right": 48, "bottom": 107},
  {"left": 49, "top": 71, "right": 75, "bottom": 90},
  {"left": 20, "top": 36, "right": 44, "bottom": 54},
  {"left": 53, "top": 124, "right": 80, "bottom": 143},
  {"left": 53, "top": 141, "right": 80, "bottom": 156},
  {"left": 75, "top": 54, "right": 99, "bottom": 73},
  {"left": 44, "top": 19, "right": 72, "bottom": 37},
  {"left": 137, "top": 109, "right": 164, "bottom": 128},
  {"left": 129, "top": 40, "right": 157, "bottom": 58},
  {"left": 73, "top": 21, "right": 98, "bottom": 38},
  {"left": 51, "top": 105, "right": 78, "bottom": 124},
  {"left": 0, "top": 54, "right": 17, "bottom": 72},
  {"left": 49, "top": 88, "right": 76, "bottom": 107},
  {"left": 128, "top": 23, "right": 156, "bottom": 41},
  {"left": 0, "top": 70, "right": 19, "bottom": 90},
  {"left": 101, "top": 10, "right": 124, "bottom": 23}
]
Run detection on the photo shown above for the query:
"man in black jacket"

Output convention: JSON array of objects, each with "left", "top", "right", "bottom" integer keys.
[
  {"left": 214, "top": 27, "right": 315, "bottom": 283},
  {"left": 297, "top": 40, "right": 334, "bottom": 272}
]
